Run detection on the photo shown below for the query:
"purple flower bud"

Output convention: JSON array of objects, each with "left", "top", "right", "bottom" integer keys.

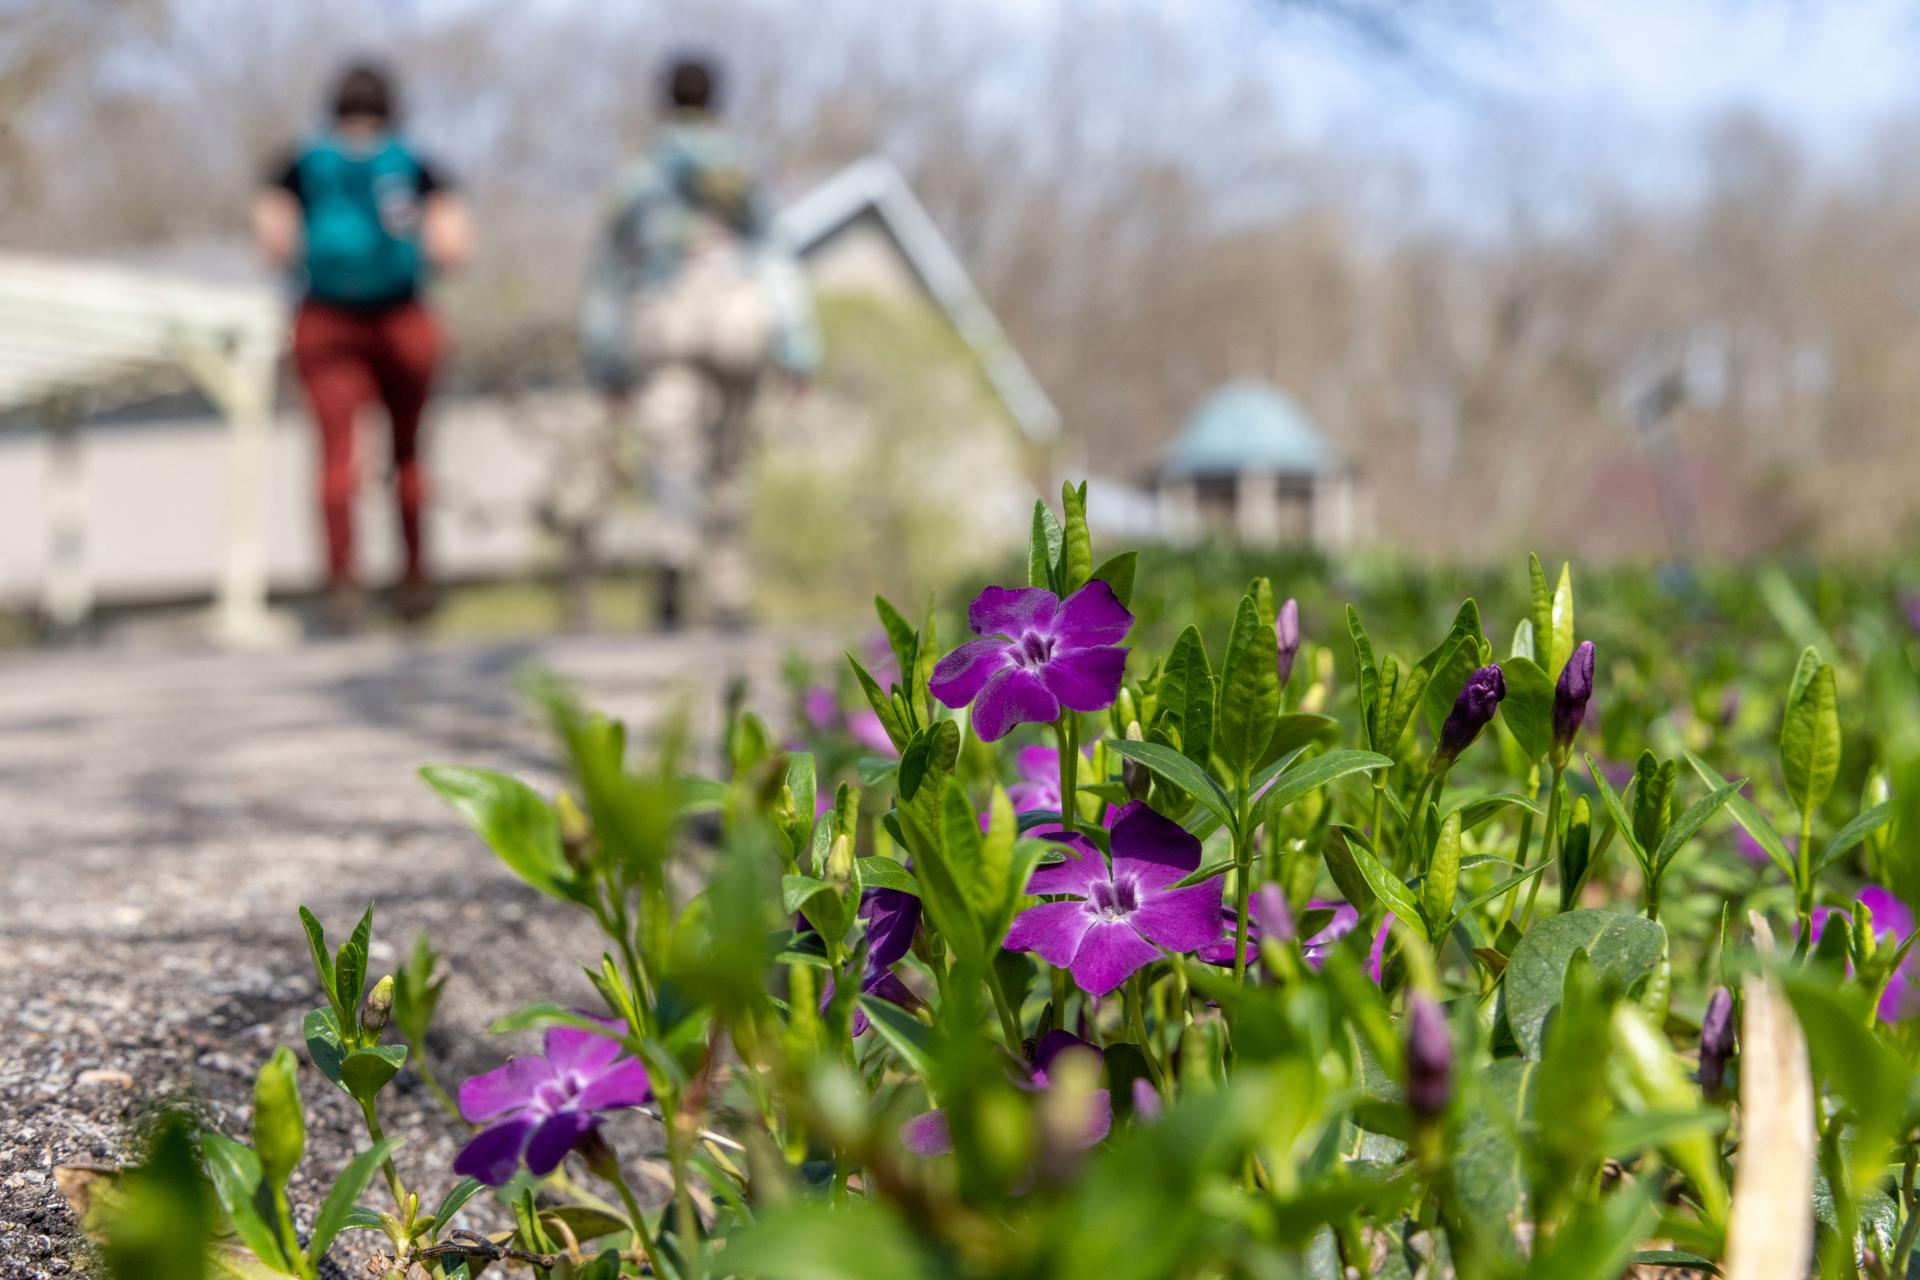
[
  {"left": 1405, "top": 992, "right": 1453, "bottom": 1121},
  {"left": 1435, "top": 664, "right": 1505, "bottom": 766},
  {"left": 1275, "top": 598, "right": 1301, "bottom": 687},
  {"left": 1699, "top": 986, "right": 1735, "bottom": 1099},
  {"left": 1550, "top": 641, "right": 1595, "bottom": 766}
]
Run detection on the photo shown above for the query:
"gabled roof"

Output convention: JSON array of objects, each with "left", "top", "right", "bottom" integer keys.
[
  {"left": 1162, "top": 380, "right": 1336, "bottom": 479},
  {"left": 777, "top": 157, "right": 1059, "bottom": 444}
]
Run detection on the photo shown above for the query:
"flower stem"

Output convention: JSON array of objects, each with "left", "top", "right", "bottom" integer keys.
[
  {"left": 1517, "top": 767, "right": 1563, "bottom": 930},
  {"left": 985, "top": 961, "right": 1025, "bottom": 1052},
  {"left": 1054, "top": 714, "right": 1081, "bottom": 836},
  {"left": 1125, "top": 970, "right": 1166, "bottom": 1089},
  {"left": 1796, "top": 806, "right": 1817, "bottom": 948},
  {"left": 1232, "top": 784, "right": 1255, "bottom": 982},
  {"left": 601, "top": 1153, "right": 670, "bottom": 1279},
  {"left": 356, "top": 1097, "right": 407, "bottom": 1214}
]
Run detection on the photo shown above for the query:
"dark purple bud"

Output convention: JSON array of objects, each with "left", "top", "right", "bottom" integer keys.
[
  {"left": 1435, "top": 664, "right": 1506, "bottom": 766},
  {"left": 1550, "top": 641, "right": 1595, "bottom": 767},
  {"left": 1275, "top": 598, "right": 1301, "bottom": 687},
  {"left": 1405, "top": 992, "right": 1453, "bottom": 1121},
  {"left": 1699, "top": 986, "right": 1735, "bottom": 1099}
]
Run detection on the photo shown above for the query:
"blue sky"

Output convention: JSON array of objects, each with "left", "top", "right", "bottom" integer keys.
[{"left": 1171, "top": 0, "right": 1920, "bottom": 222}]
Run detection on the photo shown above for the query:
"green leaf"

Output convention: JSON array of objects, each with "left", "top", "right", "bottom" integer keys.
[
  {"left": 1442, "top": 862, "right": 1549, "bottom": 935},
  {"left": 1816, "top": 802, "right": 1892, "bottom": 875},
  {"left": 1497, "top": 655, "right": 1555, "bottom": 764},
  {"left": 1107, "top": 739, "right": 1234, "bottom": 828},
  {"left": 332, "top": 906, "right": 373, "bottom": 1033},
  {"left": 941, "top": 780, "right": 1003, "bottom": 922},
  {"left": 848, "top": 654, "right": 907, "bottom": 753},
  {"left": 1780, "top": 659, "right": 1840, "bottom": 819},
  {"left": 873, "top": 596, "right": 918, "bottom": 693},
  {"left": 978, "top": 787, "right": 1017, "bottom": 938},
  {"left": 896, "top": 727, "right": 938, "bottom": 803},
  {"left": 297, "top": 908, "right": 336, "bottom": 1019},
  {"left": 1423, "top": 812, "right": 1462, "bottom": 931},
  {"left": 1264, "top": 750, "right": 1392, "bottom": 814},
  {"left": 1347, "top": 606, "right": 1382, "bottom": 750},
  {"left": 858, "top": 997, "right": 938, "bottom": 1079},
  {"left": 1257, "top": 713, "right": 1341, "bottom": 770},
  {"left": 431, "top": 1177, "right": 484, "bottom": 1242},
  {"left": 1546, "top": 562, "right": 1574, "bottom": 679},
  {"left": 1450, "top": 1058, "right": 1534, "bottom": 1255},
  {"left": 1527, "top": 554, "right": 1554, "bottom": 679},
  {"left": 1153, "top": 624, "right": 1216, "bottom": 770},
  {"left": 420, "top": 766, "right": 580, "bottom": 903},
  {"left": 487, "top": 1003, "right": 631, "bottom": 1048},
  {"left": 1652, "top": 778, "right": 1744, "bottom": 876},
  {"left": 1218, "top": 594, "right": 1282, "bottom": 780},
  {"left": 1322, "top": 827, "right": 1377, "bottom": 916},
  {"left": 1341, "top": 828, "right": 1428, "bottom": 943},
  {"left": 1058, "top": 479, "right": 1094, "bottom": 594},
  {"left": 1503, "top": 909, "right": 1666, "bottom": 1057},
  {"left": 302, "top": 1007, "right": 346, "bottom": 1088},
  {"left": 199, "top": 1132, "right": 287, "bottom": 1272},
  {"left": 1585, "top": 753, "right": 1647, "bottom": 870},
  {"left": 1626, "top": 1251, "right": 1719, "bottom": 1275},
  {"left": 306, "top": 1137, "right": 402, "bottom": 1267},
  {"left": 1418, "top": 600, "right": 1484, "bottom": 740},
  {"left": 1685, "top": 751, "right": 1798, "bottom": 884},
  {"left": 856, "top": 857, "right": 920, "bottom": 896},
  {"left": 340, "top": 1045, "right": 408, "bottom": 1105},
  {"left": 1029, "top": 500, "right": 1064, "bottom": 592},
  {"left": 1090, "top": 550, "right": 1137, "bottom": 608},
  {"left": 251, "top": 1047, "right": 303, "bottom": 1193},
  {"left": 722, "top": 1198, "right": 934, "bottom": 1280}
]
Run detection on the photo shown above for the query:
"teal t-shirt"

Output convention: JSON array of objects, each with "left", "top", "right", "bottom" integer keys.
[{"left": 274, "top": 133, "right": 447, "bottom": 307}]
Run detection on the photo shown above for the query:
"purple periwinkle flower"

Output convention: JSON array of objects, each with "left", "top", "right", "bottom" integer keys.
[
  {"left": 1699, "top": 986, "right": 1735, "bottom": 1099},
  {"left": 1806, "top": 886, "right": 1919, "bottom": 1021},
  {"left": 930, "top": 582, "right": 1133, "bottom": 742},
  {"left": 1276, "top": 598, "right": 1301, "bottom": 688},
  {"left": 824, "top": 887, "right": 922, "bottom": 1036},
  {"left": 1405, "top": 992, "right": 1453, "bottom": 1121},
  {"left": 901, "top": 1030, "right": 1113, "bottom": 1157},
  {"left": 1198, "top": 890, "right": 1359, "bottom": 968},
  {"left": 454, "top": 1017, "right": 652, "bottom": 1185},
  {"left": 1003, "top": 801, "right": 1222, "bottom": 996},
  {"left": 1008, "top": 745, "right": 1065, "bottom": 816},
  {"left": 1435, "top": 664, "right": 1506, "bottom": 767},
  {"left": 1550, "top": 641, "right": 1595, "bottom": 767}
]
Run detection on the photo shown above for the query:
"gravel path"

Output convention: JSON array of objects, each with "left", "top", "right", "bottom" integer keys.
[{"left": 0, "top": 630, "right": 811, "bottom": 1277}]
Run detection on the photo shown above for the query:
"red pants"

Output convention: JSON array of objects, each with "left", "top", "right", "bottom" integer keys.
[{"left": 292, "top": 300, "right": 442, "bottom": 586}]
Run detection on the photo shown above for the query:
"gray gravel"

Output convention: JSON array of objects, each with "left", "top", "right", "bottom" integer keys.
[{"left": 0, "top": 629, "right": 812, "bottom": 1277}]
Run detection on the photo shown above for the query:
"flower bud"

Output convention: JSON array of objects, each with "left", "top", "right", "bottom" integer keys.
[
  {"left": 360, "top": 974, "right": 395, "bottom": 1039},
  {"left": 556, "top": 790, "right": 595, "bottom": 874},
  {"left": 1405, "top": 992, "right": 1453, "bottom": 1122},
  {"left": 1698, "top": 986, "right": 1734, "bottom": 1099},
  {"left": 1434, "top": 665, "right": 1506, "bottom": 768},
  {"left": 825, "top": 832, "right": 855, "bottom": 897},
  {"left": 1122, "top": 721, "right": 1150, "bottom": 800},
  {"left": 1549, "top": 640, "right": 1595, "bottom": 768},
  {"left": 1275, "top": 598, "right": 1301, "bottom": 688}
]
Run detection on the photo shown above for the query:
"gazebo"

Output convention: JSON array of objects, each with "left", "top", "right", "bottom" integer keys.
[
  {"left": 0, "top": 252, "right": 286, "bottom": 644},
  {"left": 1151, "top": 380, "right": 1360, "bottom": 548}
]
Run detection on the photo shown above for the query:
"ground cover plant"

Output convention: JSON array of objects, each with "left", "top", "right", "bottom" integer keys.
[{"left": 88, "top": 485, "right": 1920, "bottom": 1278}]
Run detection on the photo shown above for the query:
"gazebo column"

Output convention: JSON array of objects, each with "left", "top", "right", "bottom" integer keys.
[{"left": 1236, "top": 467, "right": 1279, "bottom": 544}]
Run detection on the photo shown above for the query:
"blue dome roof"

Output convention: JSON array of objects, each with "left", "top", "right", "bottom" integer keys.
[{"left": 1162, "top": 380, "right": 1335, "bottom": 478}]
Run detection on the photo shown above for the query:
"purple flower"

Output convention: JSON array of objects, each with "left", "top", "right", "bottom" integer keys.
[
  {"left": 1276, "top": 598, "right": 1301, "bottom": 688},
  {"left": 1008, "top": 746, "right": 1065, "bottom": 816},
  {"left": 1198, "top": 889, "right": 1359, "bottom": 968},
  {"left": 1736, "top": 829, "right": 1797, "bottom": 867},
  {"left": 1369, "top": 918, "right": 1392, "bottom": 984},
  {"left": 1435, "top": 664, "right": 1506, "bottom": 766},
  {"left": 901, "top": 1031, "right": 1113, "bottom": 1156},
  {"left": 802, "top": 685, "right": 839, "bottom": 734},
  {"left": 1405, "top": 993, "right": 1453, "bottom": 1121},
  {"left": 1699, "top": 986, "right": 1735, "bottom": 1099},
  {"left": 824, "top": 887, "right": 923, "bottom": 1036},
  {"left": 1806, "top": 886, "right": 1919, "bottom": 1021},
  {"left": 453, "top": 1017, "right": 652, "bottom": 1185},
  {"left": 1003, "top": 801, "right": 1221, "bottom": 996},
  {"left": 930, "top": 582, "right": 1133, "bottom": 742},
  {"left": 1550, "top": 641, "right": 1595, "bottom": 766}
]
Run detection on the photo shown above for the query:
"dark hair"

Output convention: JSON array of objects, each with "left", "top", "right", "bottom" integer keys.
[
  {"left": 331, "top": 63, "right": 395, "bottom": 124},
  {"left": 666, "top": 56, "right": 718, "bottom": 112}
]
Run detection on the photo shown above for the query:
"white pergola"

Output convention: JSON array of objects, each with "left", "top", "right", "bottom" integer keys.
[{"left": 0, "top": 252, "right": 286, "bottom": 645}]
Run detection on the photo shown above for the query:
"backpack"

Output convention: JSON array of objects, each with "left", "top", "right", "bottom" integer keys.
[{"left": 295, "top": 134, "right": 426, "bottom": 305}]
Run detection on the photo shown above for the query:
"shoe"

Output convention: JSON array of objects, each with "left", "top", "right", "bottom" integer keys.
[
  {"left": 323, "top": 582, "right": 367, "bottom": 634},
  {"left": 392, "top": 573, "right": 441, "bottom": 625}
]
